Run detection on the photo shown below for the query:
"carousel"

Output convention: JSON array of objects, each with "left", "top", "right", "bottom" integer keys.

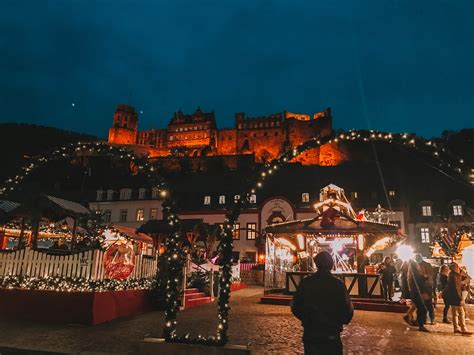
[{"left": 264, "top": 184, "right": 401, "bottom": 300}]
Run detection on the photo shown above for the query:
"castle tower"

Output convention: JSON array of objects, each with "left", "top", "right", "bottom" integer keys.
[{"left": 108, "top": 104, "right": 138, "bottom": 145}]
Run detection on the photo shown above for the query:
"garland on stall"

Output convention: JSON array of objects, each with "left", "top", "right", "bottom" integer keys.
[
  {"left": 0, "top": 131, "right": 471, "bottom": 347},
  {"left": 0, "top": 275, "right": 157, "bottom": 292}
]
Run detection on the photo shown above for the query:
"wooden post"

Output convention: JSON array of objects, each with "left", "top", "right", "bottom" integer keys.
[
  {"left": 31, "top": 212, "right": 40, "bottom": 250},
  {"left": 70, "top": 217, "right": 78, "bottom": 251}
]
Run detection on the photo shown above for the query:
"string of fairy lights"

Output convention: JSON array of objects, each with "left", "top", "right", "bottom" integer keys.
[
  {"left": 0, "top": 275, "right": 156, "bottom": 292},
  {"left": 0, "top": 130, "right": 471, "bottom": 347}
]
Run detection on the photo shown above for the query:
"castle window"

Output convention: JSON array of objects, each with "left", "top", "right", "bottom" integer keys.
[
  {"left": 228, "top": 136, "right": 232, "bottom": 140},
  {"left": 169, "top": 135, "right": 174, "bottom": 141},
  {"left": 389, "top": 190, "right": 396, "bottom": 197},
  {"left": 351, "top": 191, "right": 358, "bottom": 199},
  {"left": 136, "top": 209, "right": 145, "bottom": 222},
  {"left": 253, "top": 133, "right": 256, "bottom": 138},
  {"left": 219, "top": 195, "right": 226, "bottom": 204},
  {"left": 96, "top": 190, "right": 104, "bottom": 201},
  {"left": 247, "top": 223, "right": 257, "bottom": 240},
  {"left": 274, "top": 132, "right": 278, "bottom": 136},
  {"left": 453, "top": 205, "right": 463, "bottom": 216},
  {"left": 271, "top": 122, "right": 275, "bottom": 127},
  {"left": 421, "top": 228, "right": 430, "bottom": 243},
  {"left": 422, "top": 205, "right": 432, "bottom": 216},
  {"left": 301, "top": 193, "right": 310, "bottom": 203},
  {"left": 204, "top": 196, "right": 211, "bottom": 205},
  {"left": 238, "top": 124, "right": 242, "bottom": 129},
  {"left": 264, "top": 132, "right": 268, "bottom": 137},
  {"left": 276, "top": 122, "right": 280, "bottom": 127},
  {"left": 234, "top": 195, "right": 240, "bottom": 202},
  {"left": 249, "top": 194, "right": 257, "bottom": 204}
]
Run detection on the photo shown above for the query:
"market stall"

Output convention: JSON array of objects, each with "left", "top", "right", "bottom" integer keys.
[{"left": 264, "top": 184, "right": 400, "bottom": 299}]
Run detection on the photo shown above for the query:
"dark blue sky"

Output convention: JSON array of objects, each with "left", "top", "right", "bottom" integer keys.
[{"left": 1, "top": 0, "right": 473, "bottom": 138}]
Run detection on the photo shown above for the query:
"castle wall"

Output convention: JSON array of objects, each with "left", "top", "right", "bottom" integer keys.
[
  {"left": 108, "top": 127, "right": 137, "bottom": 145},
  {"left": 217, "top": 129, "right": 237, "bottom": 155}
]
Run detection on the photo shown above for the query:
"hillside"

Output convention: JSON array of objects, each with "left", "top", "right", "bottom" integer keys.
[{"left": 0, "top": 123, "right": 98, "bottom": 181}]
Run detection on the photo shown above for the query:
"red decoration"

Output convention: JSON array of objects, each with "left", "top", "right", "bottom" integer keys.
[{"left": 104, "top": 243, "right": 135, "bottom": 279}]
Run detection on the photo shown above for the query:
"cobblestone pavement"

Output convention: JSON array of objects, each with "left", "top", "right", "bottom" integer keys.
[{"left": 0, "top": 287, "right": 473, "bottom": 354}]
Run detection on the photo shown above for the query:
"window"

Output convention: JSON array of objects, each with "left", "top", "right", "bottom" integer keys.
[
  {"left": 422, "top": 205, "right": 432, "bottom": 216},
  {"left": 247, "top": 223, "right": 257, "bottom": 240},
  {"left": 453, "top": 205, "right": 463, "bottom": 216},
  {"left": 103, "top": 210, "right": 111, "bottom": 223},
  {"left": 233, "top": 223, "right": 240, "bottom": 240},
  {"left": 120, "top": 189, "right": 131, "bottom": 200},
  {"left": 96, "top": 190, "right": 103, "bottom": 201},
  {"left": 232, "top": 251, "right": 240, "bottom": 263},
  {"left": 249, "top": 194, "right": 257, "bottom": 204},
  {"left": 219, "top": 195, "right": 226, "bottom": 205},
  {"left": 138, "top": 188, "right": 146, "bottom": 199},
  {"left": 204, "top": 196, "right": 211, "bottom": 205},
  {"left": 169, "top": 135, "right": 174, "bottom": 141},
  {"left": 301, "top": 193, "right": 309, "bottom": 203},
  {"left": 107, "top": 190, "right": 114, "bottom": 201},
  {"left": 150, "top": 208, "right": 158, "bottom": 220},
  {"left": 351, "top": 191, "right": 358, "bottom": 199},
  {"left": 388, "top": 190, "right": 396, "bottom": 197},
  {"left": 119, "top": 209, "right": 128, "bottom": 222},
  {"left": 234, "top": 195, "right": 241, "bottom": 202},
  {"left": 421, "top": 228, "right": 430, "bottom": 243},
  {"left": 152, "top": 188, "right": 159, "bottom": 199},
  {"left": 136, "top": 209, "right": 144, "bottom": 221},
  {"left": 245, "top": 251, "right": 257, "bottom": 263}
]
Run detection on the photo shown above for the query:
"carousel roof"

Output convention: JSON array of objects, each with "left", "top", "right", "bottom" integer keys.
[{"left": 265, "top": 206, "right": 398, "bottom": 236}]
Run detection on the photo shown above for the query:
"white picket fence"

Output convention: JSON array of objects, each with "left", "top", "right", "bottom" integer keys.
[{"left": 0, "top": 248, "right": 157, "bottom": 280}]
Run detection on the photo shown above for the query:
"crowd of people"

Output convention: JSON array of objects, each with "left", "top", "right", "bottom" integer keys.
[{"left": 398, "top": 254, "right": 472, "bottom": 335}]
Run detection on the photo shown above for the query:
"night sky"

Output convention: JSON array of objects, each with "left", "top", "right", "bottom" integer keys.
[{"left": 1, "top": 1, "right": 473, "bottom": 138}]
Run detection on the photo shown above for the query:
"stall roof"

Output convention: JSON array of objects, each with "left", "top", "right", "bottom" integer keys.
[
  {"left": 45, "top": 195, "right": 90, "bottom": 216},
  {"left": 0, "top": 200, "right": 20, "bottom": 214},
  {"left": 265, "top": 207, "right": 399, "bottom": 235},
  {"left": 137, "top": 218, "right": 221, "bottom": 236},
  {"left": 112, "top": 224, "right": 153, "bottom": 243}
]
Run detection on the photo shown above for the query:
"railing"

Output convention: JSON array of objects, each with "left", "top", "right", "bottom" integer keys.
[
  {"left": 181, "top": 255, "right": 216, "bottom": 310},
  {"left": 0, "top": 248, "right": 157, "bottom": 280},
  {"left": 240, "top": 262, "right": 258, "bottom": 284}
]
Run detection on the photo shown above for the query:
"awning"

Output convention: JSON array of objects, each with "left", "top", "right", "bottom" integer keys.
[{"left": 112, "top": 224, "right": 153, "bottom": 244}]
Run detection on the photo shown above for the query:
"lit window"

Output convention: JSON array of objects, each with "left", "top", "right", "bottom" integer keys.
[
  {"left": 204, "top": 196, "right": 211, "bottom": 205},
  {"left": 96, "top": 190, "right": 103, "bottom": 201},
  {"left": 389, "top": 190, "right": 396, "bottom": 197},
  {"left": 233, "top": 223, "right": 240, "bottom": 240},
  {"left": 249, "top": 194, "right": 257, "bottom": 204},
  {"left": 247, "top": 223, "right": 257, "bottom": 240},
  {"left": 103, "top": 210, "right": 111, "bottom": 223},
  {"left": 219, "top": 195, "right": 226, "bottom": 204},
  {"left": 150, "top": 208, "right": 158, "bottom": 220},
  {"left": 421, "top": 228, "right": 430, "bottom": 243},
  {"left": 234, "top": 195, "right": 240, "bottom": 202},
  {"left": 351, "top": 191, "right": 358, "bottom": 199},
  {"left": 302, "top": 193, "right": 309, "bottom": 203},
  {"left": 136, "top": 209, "right": 144, "bottom": 221},
  {"left": 422, "top": 205, "right": 432, "bottom": 216},
  {"left": 119, "top": 209, "right": 128, "bottom": 222},
  {"left": 138, "top": 188, "right": 146, "bottom": 199},
  {"left": 453, "top": 205, "right": 463, "bottom": 216}
]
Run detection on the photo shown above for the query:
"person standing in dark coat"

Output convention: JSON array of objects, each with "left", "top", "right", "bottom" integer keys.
[
  {"left": 292, "top": 251, "right": 354, "bottom": 355},
  {"left": 436, "top": 265, "right": 450, "bottom": 323},
  {"left": 444, "top": 263, "right": 471, "bottom": 335},
  {"left": 378, "top": 256, "right": 396, "bottom": 301},
  {"left": 408, "top": 255, "right": 432, "bottom": 332}
]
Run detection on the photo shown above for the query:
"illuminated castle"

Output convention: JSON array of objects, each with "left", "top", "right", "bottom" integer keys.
[{"left": 108, "top": 104, "right": 344, "bottom": 165}]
